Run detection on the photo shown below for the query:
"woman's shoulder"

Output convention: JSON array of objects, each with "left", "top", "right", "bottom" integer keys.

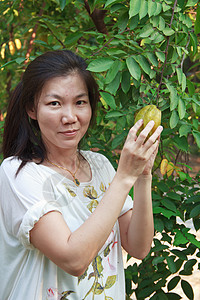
[
  {"left": 0, "top": 156, "right": 21, "bottom": 173},
  {"left": 0, "top": 156, "right": 44, "bottom": 181},
  {"left": 81, "top": 150, "right": 109, "bottom": 164}
]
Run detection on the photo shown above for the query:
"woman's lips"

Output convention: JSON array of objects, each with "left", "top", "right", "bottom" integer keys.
[{"left": 59, "top": 130, "right": 78, "bottom": 137}]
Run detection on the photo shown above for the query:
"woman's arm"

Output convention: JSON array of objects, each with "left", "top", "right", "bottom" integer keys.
[
  {"left": 119, "top": 135, "right": 161, "bottom": 259},
  {"left": 118, "top": 174, "right": 153, "bottom": 259},
  {"left": 30, "top": 120, "right": 162, "bottom": 276}
]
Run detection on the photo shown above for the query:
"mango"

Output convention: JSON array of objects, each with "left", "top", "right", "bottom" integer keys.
[{"left": 134, "top": 104, "right": 161, "bottom": 137}]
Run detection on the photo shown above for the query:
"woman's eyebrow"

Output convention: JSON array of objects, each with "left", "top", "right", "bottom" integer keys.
[
  {"left": 45, "top": 93, "right": 63, "bottom": 100},
  {"left": 76, "top": 92, "right": 89, "bottom": 98}
]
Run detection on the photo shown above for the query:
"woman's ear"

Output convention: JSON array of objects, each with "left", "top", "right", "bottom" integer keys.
[{"left": 27, "top": 106, "right": 37, "bottom": 120}]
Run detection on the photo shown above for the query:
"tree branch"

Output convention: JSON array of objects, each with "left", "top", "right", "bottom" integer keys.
[
  {"left": 84, "top": 0, "right": 108, "bottom": 34},
  {"left": 25, "top": 2, "right": 46, "bottom": 64}
]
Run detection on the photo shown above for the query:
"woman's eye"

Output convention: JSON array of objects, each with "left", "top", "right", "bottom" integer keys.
[
  {"left": 76, "top": 100, "right": 86, "bottom": 105},
  {"left": 50, "top": 101, "right": 60, "bottom": 106}
]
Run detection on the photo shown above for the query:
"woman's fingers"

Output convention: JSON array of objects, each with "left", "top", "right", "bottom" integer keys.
[
  {"left": 144, "top": 124, "right": 163, "bottom": 146},
  {"left": 136, "top": 120, "right": 158, "bottom": 145},
  {"left": 127, "top": 119, "right": 144, "bottom": 141}
]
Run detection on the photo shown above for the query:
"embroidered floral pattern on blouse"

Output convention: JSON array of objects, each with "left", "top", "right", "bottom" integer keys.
[{"left": 59, "top": 181, "right": 117, "bottom": 299}]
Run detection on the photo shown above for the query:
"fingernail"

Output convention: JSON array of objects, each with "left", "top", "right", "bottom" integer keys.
[
  {"left": 149, "top": 120, "right": 154, "bottom": 125},
  {"left": 158, "top": 126, "right": 163, "bottom": 131}
]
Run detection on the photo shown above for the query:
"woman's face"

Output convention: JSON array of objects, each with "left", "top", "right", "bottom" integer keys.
[{"left": 28, "top": 73, "right": 92, "bottom": 154}]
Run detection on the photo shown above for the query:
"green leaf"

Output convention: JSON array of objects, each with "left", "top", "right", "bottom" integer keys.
[
  {"left": 136, "top": 55, "right": 151, "bottom": 75},
  {"left": 87, "top": 58, "right": 114, "bottom": 72},
  {"left": 138, "top": 23, "right": 154, "bottom": 38},
  {"left": 117, "top": 12, "right": 129, "bottom": 32},
  {"left": 139, "top": 0, "right": 148, "bottom": 19},
  {"left": 105, "top": 110, "right": 124, "bottom": 119},
  {"left": 15, "top": 57, "right": 26, "bottom": 64},
  {"left": 105, "top": 60, "right": 121, "bottom": 84},
  {"left": 59, "top": 0, "right": 67, "bottom": 10},
  {"left": 163, "top": 27, "right": 175, "bottom": 36},
  {"left": 126, "top": 57, "right": 141, "bottom": 81},
  {"left": 155, "top": 51, "right": 165, "bottom": 62},
  {"left": 170, "top": 250, "right": 187, "bottom": 260},
  {"left": 121, "top": 71, "right": 131, "bottom": 93},
  {"left": 190, "top": 32, "right": 198, "bottom": 55},
  {"left": 154, "top": 218, "right": 164, "bottom": 232},
  {"left": 105, "top": 72, "right": 121, "bottom": 95},
  {"left": 179, "top": 124, "right": 191, "bottom": 137},
  {"left": 181, "top": 280, "right": 194, "bottom": 300},
  {"left": 159, "top": 16, "right": 165, "bottom": 31},
  {"left": 104, "top": 0, "right": 119, "bottom": 8},
  {"left": 166, "top": 256, "right": 177, "bottom": 273},
  {"left": 189, "top": 204, "right": 200, "bottom": 218},
  {"left": 176, "top": 68, "right": 182, "bottom": 85},
  {"left": 167, "top": 84, "right": 178, "bottom": 111},
  {"left": 173, "top": 229, "right": 188, "bottom": 246},
  {"left": 154, "top": 2, "right": 162, "bottom": 16},
  {"left": 153, "top": 207, "right": 176, "bottom": 219},
  {"left": 146, "top": 52, "right": 158, "bottom": 67},
  {"left": 187, "top": 79, "right": 195, "bottom": 96},
  {"left": 129, "top": 0, "right": 141, "bottom": 18},
  {"left": 178, "top": 98, "right": 186, "bottom": 119},
  {"left": 182, "top": 73, "right": 186, "bottom": 92},
  {"left": 65, "top": 32, "right": 82, "bottom": 45},
  {"left": 148, "top": 0, "right": 157, "bottom": 17},
  {"left": 192, "top": 130, "right": 200, "bottom": 148},
  {"left": 152, "top": 256, "right": 165, "bottom": 265},
  {"left": 100, "top": 92, "right": 116, "bottom": 109},
  {"left": 111, "top": 131, "right": 127, "bottom": 149},
  {"left": 173, "top": 136, "right": 188, "bottom": 152},
  {"left": 167, "top": 276, "right": 181, "bottom": 291},
  {"left": 161, "top": 199, "right": 177, "bottom": 212},
  {"left": 170, "top": 110, "right": 179, "bottom": 129},
  {"left": 194, "top": 3, "right": 200, "bottom": 34}
]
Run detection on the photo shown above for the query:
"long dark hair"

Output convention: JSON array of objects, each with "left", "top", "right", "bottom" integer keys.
[{"left": 3, "top": 50, "right": 99, "bottom": 171}]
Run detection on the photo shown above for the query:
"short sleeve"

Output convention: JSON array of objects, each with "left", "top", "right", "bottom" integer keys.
[
  {"left": 0, "top": 157, "right": 62, "bottom": 249},
  {"left": 18, "top": 200, "right": 61, "bottom": 250}
]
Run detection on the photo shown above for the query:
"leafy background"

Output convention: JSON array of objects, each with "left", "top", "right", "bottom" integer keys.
[{"left": 0, "top": 0, "right": 200, "bottom": 299}]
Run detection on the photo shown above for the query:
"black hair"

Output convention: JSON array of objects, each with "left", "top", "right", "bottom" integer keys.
[{"left": 3, "top": 50, "right": 99, "bottom": 172}]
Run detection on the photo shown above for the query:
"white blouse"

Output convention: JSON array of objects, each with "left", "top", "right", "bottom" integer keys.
[{"left": 0, "top": 151, "right": 133, "bottom": 300}]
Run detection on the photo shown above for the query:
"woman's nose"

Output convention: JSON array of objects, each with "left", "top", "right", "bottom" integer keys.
[{"left": 61, "top": 106, "right": 77, "bottom": 123}]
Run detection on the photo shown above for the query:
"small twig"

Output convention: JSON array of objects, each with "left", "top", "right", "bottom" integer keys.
[{"left": 90, "top": 28, "right": 130, "bottom": 57}]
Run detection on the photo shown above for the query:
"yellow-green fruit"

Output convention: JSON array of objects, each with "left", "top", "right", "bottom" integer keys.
[{"left": 134, "top": 104, "right": 161, "bottom": 137}]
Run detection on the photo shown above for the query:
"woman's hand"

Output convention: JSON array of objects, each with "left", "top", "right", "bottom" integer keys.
[{"left": 117, "top": 119, "right": 163, "bottom": 184}]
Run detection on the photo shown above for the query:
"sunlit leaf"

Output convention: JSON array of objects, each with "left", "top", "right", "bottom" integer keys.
[
  {"left": 87, "top": 58, "right": 114, "bottom": 72},
  {"left": 148, "top": 0, "right": 157, "bottom": 17},
  {"left": 129, "top": 0, "right": 141, "bottom": 18},
  {"left": 126, "top": 57, "right": 141, "bottom": 81}
]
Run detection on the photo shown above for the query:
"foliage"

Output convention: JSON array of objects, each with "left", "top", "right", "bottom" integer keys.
[{"left": 0, "top": 0, "right": 200, "bottom": 299}]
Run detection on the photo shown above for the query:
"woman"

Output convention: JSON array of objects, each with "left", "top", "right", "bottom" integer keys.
[{"left": 0, "top": 50, "right": 163, "bottom": 300}]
